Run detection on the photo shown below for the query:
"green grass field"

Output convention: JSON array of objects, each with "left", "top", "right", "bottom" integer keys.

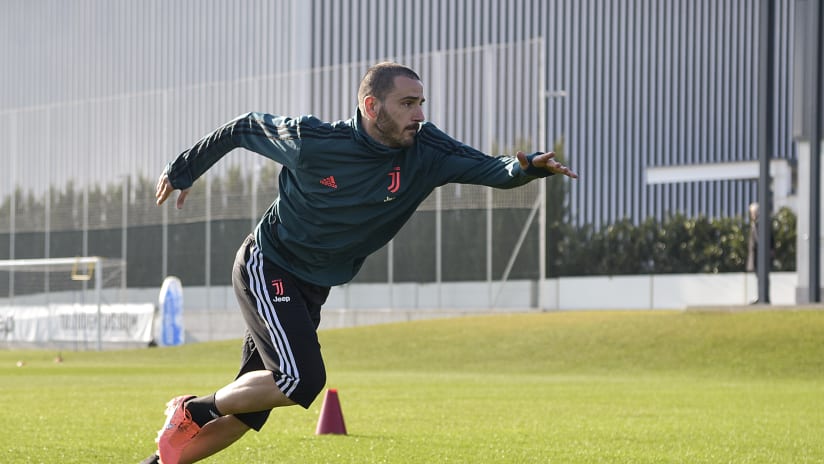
[{"left": 2, "top": 310, "right": 823, "bottom": 463}]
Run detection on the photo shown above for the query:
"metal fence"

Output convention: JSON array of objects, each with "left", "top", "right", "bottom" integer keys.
[{"left": 1, "top": 40, "right": 546, "bottom": 292}]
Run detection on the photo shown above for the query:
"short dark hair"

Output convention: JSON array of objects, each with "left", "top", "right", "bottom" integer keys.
[{"left": 357, "top": 62, "right": 421, "bottom": 105}]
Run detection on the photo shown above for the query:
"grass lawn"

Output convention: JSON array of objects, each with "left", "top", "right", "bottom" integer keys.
[{"left": 1, "top": 310, "right": 822, "bottom": 463}]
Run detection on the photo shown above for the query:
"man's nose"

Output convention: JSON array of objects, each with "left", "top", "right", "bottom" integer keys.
[{"left": 413, "top": 106, "right": 425, "bottom": 122}]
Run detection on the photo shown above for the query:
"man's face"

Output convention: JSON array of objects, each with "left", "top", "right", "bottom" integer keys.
[{"left": 372, "top": 76, "right": 426, "bottom": 148}]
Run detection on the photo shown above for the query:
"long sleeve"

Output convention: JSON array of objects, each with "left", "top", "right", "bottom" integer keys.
[
  {"left": 415, "top": 123, "right": 552, "bottom": 190},
  {"left": 165, "top": 112, "right": 302, "bottom": 190}
]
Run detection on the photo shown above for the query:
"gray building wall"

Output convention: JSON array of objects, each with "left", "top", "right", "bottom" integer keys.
[{"left": 0, "top": 1, "right": 798, "bottom": 287}]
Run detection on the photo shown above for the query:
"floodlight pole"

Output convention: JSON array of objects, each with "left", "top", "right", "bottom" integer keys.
[
  {"left": 808, "top": 0, "right": 823, "bottom": 302},
  {"left": 540, "top": 87, "right": 569, "bottom": 311},
  {"left": 538, "top": 43, "right": 547, "bottom": 311},
  {"left": 756, "top": 0, "right": 775, "bottom": 304}
]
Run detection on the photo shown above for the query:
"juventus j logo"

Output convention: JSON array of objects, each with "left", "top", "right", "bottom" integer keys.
[
  {"left": 271, "top": 279, "right": 284, "bottom": 296},
  {"left": 387, "top": 166, "right": 401, "bottom": 193}
]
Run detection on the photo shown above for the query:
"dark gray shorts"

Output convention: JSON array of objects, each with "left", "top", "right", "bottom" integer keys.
[{"left": 230, "top": 235, "right": 330, "bottom": 431}]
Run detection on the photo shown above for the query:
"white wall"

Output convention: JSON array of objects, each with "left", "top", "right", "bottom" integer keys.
[
  {"left": 3, "top": 272, "right": 798, "bottom": 345},
  {"left": 176, "top": 272, "right": 797, "bottom": 339},
  {"left": 541, "top": 272, "right": 796, "bottom": 310}
]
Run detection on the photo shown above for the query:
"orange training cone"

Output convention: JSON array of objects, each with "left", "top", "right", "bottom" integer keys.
[{"left": 315, "top": 388, "right": 347, "bottom": 435}]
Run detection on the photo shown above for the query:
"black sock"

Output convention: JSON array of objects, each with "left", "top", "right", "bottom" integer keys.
[{"left": 185, "top": 394, "right": 222, "bottom": 427}]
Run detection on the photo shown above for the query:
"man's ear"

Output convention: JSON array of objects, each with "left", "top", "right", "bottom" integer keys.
[{"left": 362, "top": 95, "right": 380, "bottom": 120}]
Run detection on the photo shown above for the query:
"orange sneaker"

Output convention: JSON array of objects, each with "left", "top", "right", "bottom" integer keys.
[{"left": 155, "top": 395, "right": 199, "bottom": 464}]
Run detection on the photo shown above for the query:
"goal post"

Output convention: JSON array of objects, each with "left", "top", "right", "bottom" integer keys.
[{"left": 0, "top": 257, "right": 151, "bottom": 351}]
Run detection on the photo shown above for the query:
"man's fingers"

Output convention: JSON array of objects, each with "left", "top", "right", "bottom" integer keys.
[
  {"left": 155, "top": 174, "right": 177, "bottom": 206},
  {"left": 155, "top": 184, "right": 170, "bottom": 205},
  {"left": 176, "top": 189, "right": 189, "bottom": 209},
  {"left": 528, "top": 152, "right": 557, "bottom": 168},
  {"left": 515, "top": 151, "right": 528, "bottom": 168},
  {"left": 518, "top": 151, "right": 577, "bottom": 178},
  {"left": 550, "top": 161, "right": 578, "bottom": 179},
  {"left": 537, "top": 152, "right": 578, "bottom": 179}
]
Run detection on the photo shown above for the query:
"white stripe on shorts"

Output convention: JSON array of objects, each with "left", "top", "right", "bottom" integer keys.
[{"left": 245, "top": 243, "right": 301, "bottom": 397}]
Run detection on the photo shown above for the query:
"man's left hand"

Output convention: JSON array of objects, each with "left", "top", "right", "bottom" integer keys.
[{"left": 516, "top": 151, "right": 578, "bottom": 179}]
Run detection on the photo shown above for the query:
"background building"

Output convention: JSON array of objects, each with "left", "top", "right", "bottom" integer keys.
[{"left": 0, "top": 0, "right": 800, "bottom": 293}]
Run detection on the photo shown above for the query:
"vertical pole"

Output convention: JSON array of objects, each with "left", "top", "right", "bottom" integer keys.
[
  {"left": 809, "top": 0, "right": 823, "bottom": 302},
  {"left": 96, "top": 257, "right": 103, "bottom": 351},
  {"left": 251, "top": 78, "right": 261, "bottom": 231},
  {"left": 538, "top": 39, "right": 548, "bottom": 311},
  {"left": 205, "top": 175, "right": 212, "bottom": 336},
  {"left": 486, "top": 190, "right": 493, "bottom": 308},
  {"left": 121, "top": 176, "right": 128, "bottom": 293},
  {"left": 45, "top": 113, "right": 52, "bottom": 296},
  {"left": 435, "top": 188, "right": 442, "bottom": 308},
  {"left": 387, "top": 240, "right": 394, "bottom": 309},
  {"left": 162, "top": 203, "right": 168, "bottom": 279},
  {"left": 756, "top": 0, "right": 775, "bottom": 304},
  {"left": 484, "top": 45, "right": 496, "bottom": 308},
  {"left": 161, "top": 91, "right": 169, "bottom": 280},
  {"left": 8, "top": 114, "right": 17, "bottom": 303},
  {"left": 45, "top": 185, "right": 51, "bottom": 296},
  {"left": 83, "top": 187, "right": 89, "bottom": 257},
  {"left": 121, "top": 105, "right": 131, "bottom": 297},
  {"left": 82, "top": 103, "right": 90, "bottom": 263},
  {"left": 82, "top": 178, "right": 90, "bottom": 304},
  {"left": 205, "top": 177, "right": 211, "bottom": 293},
  {"left": 251, "top": 161, "right": 259, "bottom": 231},
  {"left": 433, "top": 52, "right": 445, "bottom": 309}
]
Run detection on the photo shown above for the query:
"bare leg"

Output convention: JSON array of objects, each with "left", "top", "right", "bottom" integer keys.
[
  {"left": 172, "top": 370, "right": 295, "bottom": 463},
  {"left": 179, "top": 415, "right": 249, "bottom": 464},
  {"left": 214, "top": 370, "right": 296, "bottom": 414}
]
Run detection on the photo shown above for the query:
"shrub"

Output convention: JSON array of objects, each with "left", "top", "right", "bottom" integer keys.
[{"left": 553, "top": 208, "right": 796, "bottom": 276}]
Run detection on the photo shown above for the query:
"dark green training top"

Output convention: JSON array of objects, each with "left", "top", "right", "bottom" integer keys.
[{"left": 165, "top": 110, "right": 551, "bottom": 287}]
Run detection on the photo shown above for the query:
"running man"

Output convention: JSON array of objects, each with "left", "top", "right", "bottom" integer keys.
[{"left": 142, "top": 62, "right": 577, "bottom": 464}]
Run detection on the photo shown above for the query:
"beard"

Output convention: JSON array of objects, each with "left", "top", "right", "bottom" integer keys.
[{"left": 375, "top": 109, "right": 418, "bottom": 148}]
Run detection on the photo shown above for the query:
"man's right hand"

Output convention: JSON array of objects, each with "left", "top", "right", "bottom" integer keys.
[{"left": 155, "top": 173, "right": 190, "bottom": 209}]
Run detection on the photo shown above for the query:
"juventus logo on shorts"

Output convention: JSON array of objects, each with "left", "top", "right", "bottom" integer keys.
[
  {"left": 270, "top": 279, "right": 291, "bottom": 302},
  {"left": 271, "top": 279, "right": 284, "bottom": 296}
]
